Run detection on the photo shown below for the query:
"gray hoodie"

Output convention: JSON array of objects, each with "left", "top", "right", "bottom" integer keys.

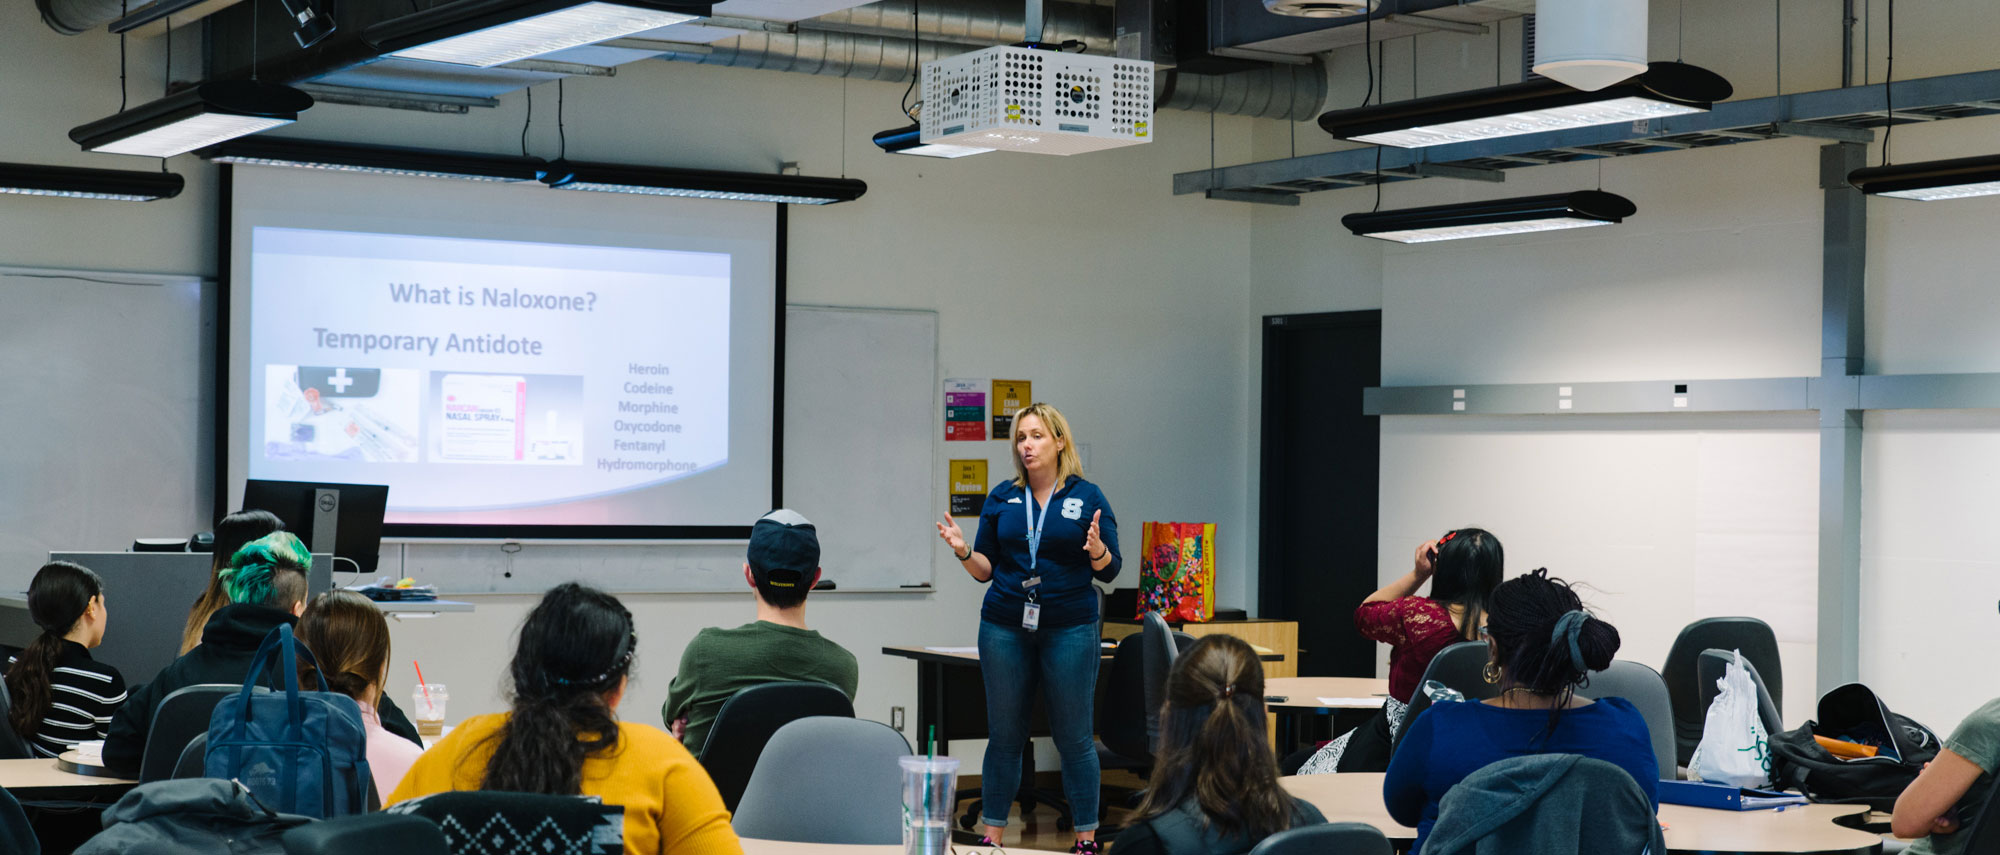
[{"left": 1424, "top": 754, "right": 1663, "bottom": 855}]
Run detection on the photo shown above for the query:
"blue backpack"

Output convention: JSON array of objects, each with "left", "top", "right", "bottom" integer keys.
[{"left": 205, "top": 623, "right": 372, "bottom": 818}]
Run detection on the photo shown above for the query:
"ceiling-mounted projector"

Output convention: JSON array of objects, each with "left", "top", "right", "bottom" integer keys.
[
  {"left": 920, "top": 46, "right": 1154, "bottom": 156},
  {"left": 1262, "top": 0, "right": 1372, "bottom": 19}
]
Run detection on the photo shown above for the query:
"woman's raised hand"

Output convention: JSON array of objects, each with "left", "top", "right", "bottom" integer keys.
[
  {"left": 1413, "top": 539, "right": 1438, "bottom": 580},
  {"left": 937, "top": 516, "right": 968, "bottom": 556},
  {"left": 1082, "top": 510, "right": 1106, "bottom": 559}
]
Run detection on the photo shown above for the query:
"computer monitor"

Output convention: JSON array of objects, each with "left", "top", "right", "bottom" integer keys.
[{"left": 240, "top": 479, "right": 390, "bottom": 575}]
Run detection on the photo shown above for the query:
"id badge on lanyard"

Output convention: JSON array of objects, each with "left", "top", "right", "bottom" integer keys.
[{"left": 1023, "top": 488, "right": 1054, "bottom": 632}]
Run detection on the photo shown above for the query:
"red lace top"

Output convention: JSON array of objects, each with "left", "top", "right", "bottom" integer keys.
[{"left": 1355, "top": 597, "right": 1470, "bottom": 702}]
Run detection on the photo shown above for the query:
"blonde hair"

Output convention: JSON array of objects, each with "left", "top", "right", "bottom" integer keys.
[{"left": 1009, "top": 402, "right": 1085, "bottom": 488}]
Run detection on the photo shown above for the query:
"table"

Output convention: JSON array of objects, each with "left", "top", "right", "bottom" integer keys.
[
  {"left": 1104, "top": 618, "right": 1299, "bottom": 677},
  {"left": 1263, "top": 676, "right": 1391, "bottom": 754},
  {"left": 1278, "top": 773, "right": 1885, "bottom": 855},
  {"left": 0, "top": 757, "right": 136, "bottom": 802},
  {"left": 741, "top": 840, "right": 1063, "bottom": 855}
]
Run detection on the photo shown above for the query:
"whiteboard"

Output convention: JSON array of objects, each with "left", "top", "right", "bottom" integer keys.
[
  {"left": 778, "top": 306, "right": 939, "bottom": 590},
  {"left": 392, "top": 305, "right": 939, "bottom": 592},
  {"left": 0, "top": 267, "right": 216, "bottom": 594}
]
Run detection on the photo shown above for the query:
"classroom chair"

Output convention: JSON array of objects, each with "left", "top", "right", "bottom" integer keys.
[
  {"left": 1663, "top": 617, "right": 1782, "bottom": 766},
  {"left": 281, "top": 813, "right": 448, "bottom": 855},
  {"left": 389, "top": 790, "right": 623, "bottom": 855},
  {"left": 172, "top": 732, "right": 208, "bottom": 779},
  {"left": 140, "top": 684, "right": 240, "bottom": 782},
  {"left": 1951, "top": 768, "right": 2000, "bottom": 855},
  {"left": 732, "top": 716, "right": 912, "bottom": 844},
  {"left": 0, "top": 684, "right": 35, "bottom": 760},
  {"left": 1576, "top": 660, "right": 1677, "bottom": 780},
  {"left": 1246, "top": 822, "right": 1392, "bottom": 855},
  {"left": 1139, "top": 611, "right": 1197, "bottom": 750},
  {"left": 1391, "top": 642, "right": 1495, "bottom": 761},
  {"left": 1694, "top": 648, "right": 1784, "bottom": 740},
  {"left": 0, "top": 785, "right": 37, "bottom": 855},
  {"left": 697, "top": 681, "right": 854, "bottom": 813}
]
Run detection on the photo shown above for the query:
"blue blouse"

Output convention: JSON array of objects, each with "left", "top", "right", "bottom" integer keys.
[
  {"left": 1384, "top": 697, "right": 1660, "bottom": 854},
  {"left": 972, "top": 475, "right": 1121, "bottom": 629}
]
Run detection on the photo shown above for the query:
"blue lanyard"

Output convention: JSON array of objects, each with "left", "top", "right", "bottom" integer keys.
[{"left": 1024, "top": 485, "right": 1056, "bottom": 572}]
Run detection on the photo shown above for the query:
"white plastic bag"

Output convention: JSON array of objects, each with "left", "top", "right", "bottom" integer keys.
[{"left": 1688, "top": 649, "right": 1772, "bottom": 787}]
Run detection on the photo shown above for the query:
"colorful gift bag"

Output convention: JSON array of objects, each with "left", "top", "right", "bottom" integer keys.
[{"left": 1138, "top": 522, "right": 1216, "bottom": 623}]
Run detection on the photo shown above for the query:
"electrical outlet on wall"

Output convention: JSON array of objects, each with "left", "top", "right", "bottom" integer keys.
[{"left": 891, "top": 706, "right": 905, "bottom": 731}]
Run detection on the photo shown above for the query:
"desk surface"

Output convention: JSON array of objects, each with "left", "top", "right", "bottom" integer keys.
[
  {"left": 1280, "top": 773, "right": 1883, "bottom": 855},
  {"left": 741, "top": 841, "right": 1062, "bottom": 855},
  {"left": 0, "top": 757, "right": 136, "bottom": 799},
  {"left": 1265, "top": 677, "right": 1392, "bottom": 710},
  {"left": 884, "top": 644, "right": 1282, "bottom": 664}
]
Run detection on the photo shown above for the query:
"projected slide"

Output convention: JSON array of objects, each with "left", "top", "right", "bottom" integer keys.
[{"left": 245, "top": 227, "right": 730, "bottom": 514}]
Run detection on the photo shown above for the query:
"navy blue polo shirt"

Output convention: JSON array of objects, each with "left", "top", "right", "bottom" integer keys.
[{"left": 972, "top": 475, "right": 1121, "bottom": 629}]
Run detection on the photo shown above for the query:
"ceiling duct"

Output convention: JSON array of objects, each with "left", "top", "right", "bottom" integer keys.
[
  {"left": 805, "top": 0, "right": 1110, "bottom": 50},
  {"left": 37, "top": 0, "right": 126, "bottom": 34},
  {"left": 1209, "top": 0, "right": 1529, "bottom": 60}
]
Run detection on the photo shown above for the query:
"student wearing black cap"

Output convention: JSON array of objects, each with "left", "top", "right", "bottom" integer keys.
[{"left": 661, "top": 509, "right": 859, "bottom": 755}]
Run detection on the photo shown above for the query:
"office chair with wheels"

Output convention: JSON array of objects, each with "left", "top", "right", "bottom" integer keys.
[
  {"left": 697, "top": 681, "right": 854, "bottom": 813},
  {"left": 1247, "top": 822, "right": 1393, "bottom": 855},
  {"left": 1694, "top": 648, "right": 1784, "bottom": 739},
  {"left": 0, "top": 683, "right": 36, "bottom": 759},
  {"left": 1663, "top": 617, "right": 1782, "bottom": 766},
  {"left": 140, "top": 684, "right": 240, "bottom": 782},
  {"left": 733, "top": 716, "right": 912, "bottom": 844},
  {"left": 1391, "top": 642, "right": 1497, "bottom": 761},
  {"left": 1576, "top": 660, "right": 1677, "bottom": 780}
]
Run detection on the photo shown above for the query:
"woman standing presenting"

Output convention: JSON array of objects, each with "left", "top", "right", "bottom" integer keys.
[{"left": 937, "top": 402, "right": 1120, "bottom": 854}]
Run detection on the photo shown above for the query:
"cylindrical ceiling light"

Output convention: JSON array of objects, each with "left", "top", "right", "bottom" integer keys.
[{"left": 1532, "top": 0, "right": 1649, "bottom": 92}]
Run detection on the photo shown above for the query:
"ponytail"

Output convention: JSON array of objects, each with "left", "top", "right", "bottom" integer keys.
[
  {"left": 1136, "top": 635, "right": 1297, "bottom": 839},
  {"left": 295, "top": 591, "right": 391, "bottom": 707},
  {"left": 480, "top": 584, "right": 637, "bottom": 794},
  {"left": 5, "top": 562, "right": 103, "bottom": 740}
]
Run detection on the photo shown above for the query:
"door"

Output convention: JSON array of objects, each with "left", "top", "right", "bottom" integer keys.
[{"left": 1259, "top": 310, "right": 1381, "bottom": 678}]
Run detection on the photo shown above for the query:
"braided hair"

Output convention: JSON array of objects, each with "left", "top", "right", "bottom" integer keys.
[
  {"left": 480, "top": 583, "right": 638, "bottom": 794},
  {"left": 1485, "top": 568, "right": 1621, "bottom": 735}
]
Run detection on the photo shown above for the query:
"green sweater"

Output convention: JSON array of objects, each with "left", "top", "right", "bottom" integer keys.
[{"left": 663, "top": 621, "right": 860, "bottom": 756}]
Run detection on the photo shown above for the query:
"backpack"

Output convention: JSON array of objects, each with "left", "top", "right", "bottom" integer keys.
[
  {"left": 1768, "top": 683, "right": 1939, "bottom": 811},
  {"left": 204, "top": 623, "right": 372, "bottom": 819}
]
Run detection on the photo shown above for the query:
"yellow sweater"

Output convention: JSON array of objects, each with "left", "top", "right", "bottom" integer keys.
[{"left": 387, "top": 713, "right": 742, "bottom": 855}]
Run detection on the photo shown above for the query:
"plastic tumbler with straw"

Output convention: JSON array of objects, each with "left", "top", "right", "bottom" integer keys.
[{"left": 900, "top": 725, "right": 958, "bottom": 855}]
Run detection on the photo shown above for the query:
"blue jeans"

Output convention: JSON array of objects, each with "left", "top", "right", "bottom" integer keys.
[{"left": 977, "top": 619, "right": 1101, "bottom": 831}]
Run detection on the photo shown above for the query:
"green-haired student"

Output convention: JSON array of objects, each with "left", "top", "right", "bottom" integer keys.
[{"left": 100, "top": 532, "right": 424, "bottom": 773}]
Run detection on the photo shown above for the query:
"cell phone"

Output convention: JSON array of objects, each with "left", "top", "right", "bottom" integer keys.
[{"left": 1265, "top": 695, "right": 1288, "bottom": 703}]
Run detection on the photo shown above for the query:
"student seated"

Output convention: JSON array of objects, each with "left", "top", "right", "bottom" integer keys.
[
  {"left": 103, "top": 532, "right": 421, "bottom": 771},
  {"left": 1891, "top": 698, "right": 2000, "bottom": 855},
  {"left": 1384, "top": 568, "right": 1656, "bottom": 855},
  {"left": 1300, "top": 529, "right": 1503, "bottom": 774},
  {"left": 1112, "top": 635, "right": 1325, "bottom": 855},
  {"left": 296, "top": 590, "right": 422, "bottom": 800},
  {"left": 661, "top": 509, "right": 858, "bottom": 755},
  {"left": 180, "top": 509, "right": 285, "bottom": 655},
  {"left": 4, "top": 561, "right": 128, "bottom": 758},
  {"left": 390, "top": 583, "right": 741, "bottom": 855}
]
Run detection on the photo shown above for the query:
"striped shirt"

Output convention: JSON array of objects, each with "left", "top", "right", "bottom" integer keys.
[{"left": 6, "top": 640, "right": 129, "bottom": 758}]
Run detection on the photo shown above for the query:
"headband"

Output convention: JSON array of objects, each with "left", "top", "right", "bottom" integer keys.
[
  {"left": 551, "top": 630, "right": 637, "bottom": 689},
  {"left": 1551, "top": 610, "right": 1590, "bottom": 673}
]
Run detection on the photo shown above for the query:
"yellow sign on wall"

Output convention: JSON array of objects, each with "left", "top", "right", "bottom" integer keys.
[
  {"left": 991, "top": 380, "right": 1032, "bottom": 437},
  {"left": 949, "top": 459, "right": 989, "bottom": 517}
]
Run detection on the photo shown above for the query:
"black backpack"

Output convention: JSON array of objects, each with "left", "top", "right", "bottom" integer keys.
[{"left": 1768, "top": 683, "right": 1939, "bottom": 811}]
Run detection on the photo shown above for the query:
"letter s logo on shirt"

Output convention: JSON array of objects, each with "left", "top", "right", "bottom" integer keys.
[{"left": 1061, "top": 498, "right": 1085, "bottom": 520}]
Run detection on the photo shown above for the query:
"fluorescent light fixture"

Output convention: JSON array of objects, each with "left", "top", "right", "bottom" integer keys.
[
  {"left": 541, "top": 160, "right": 869, "bottom": 205},
  {"left": 1849, "top": 153, "right": 2000, "bottom": 201},
  {"left": 871, "top": 125, "right": 993, "bottom": 159},
  {"left": 69, "top": 81, "right": 313, "bottom": 158},
  {"left": 365, "top": 0, "right": 708, "bottom": 68},
  {"left": 0, "top": 162, "right": 185, "bottom": 201},
  {"left": 1319, "top": 62, "right": 1731, "bottom": 148},
  {"left": 197, "top": 137, "right": 546, "bottom": 182},
  {"left": 1342, "top": 190, "right": 1636, "bottom": 243}
]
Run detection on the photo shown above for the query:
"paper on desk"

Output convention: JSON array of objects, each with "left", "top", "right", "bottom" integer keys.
[
  {"left": 72, "top": 740, "right": 105, "bottom": 760},
  {"left": 1318, "top": 697, "right": 1388, "bottom": 707},
  {"left": 924, "top": 646, "right": 981, "bottom": 654}
]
